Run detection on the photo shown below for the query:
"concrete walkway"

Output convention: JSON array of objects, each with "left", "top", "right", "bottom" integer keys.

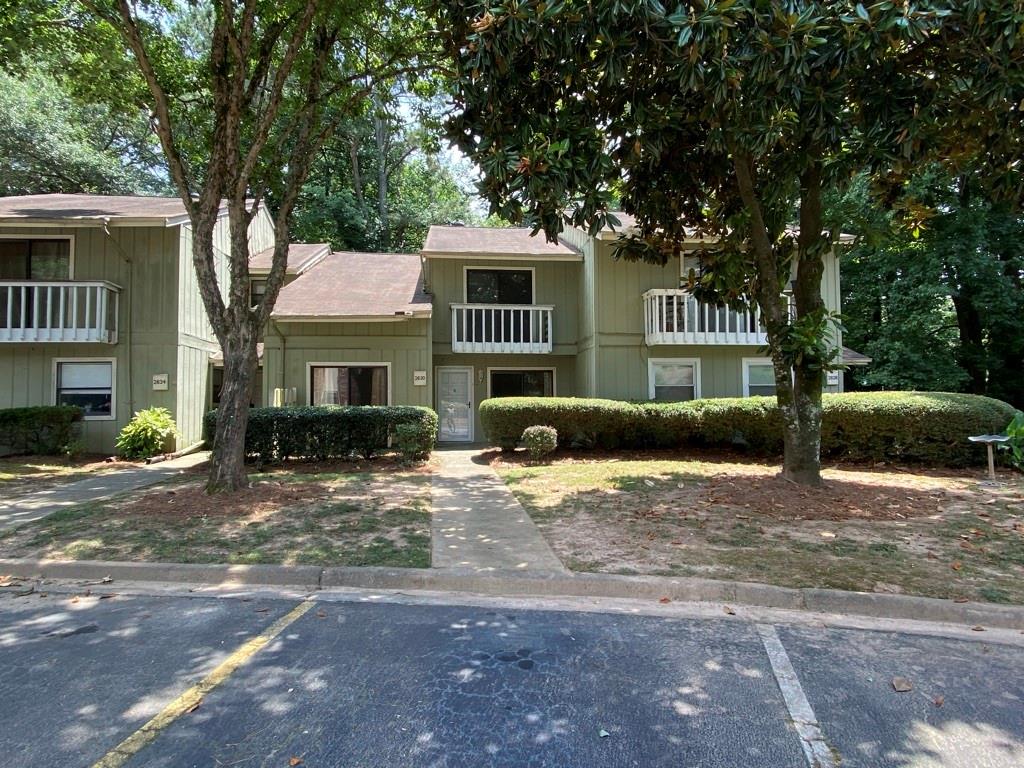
[
  {"left": 0, "top": 452, "right": 209, "bottom": 531},
  {"left": 431, "top": 449, "right": 566, "bottom": 573}
]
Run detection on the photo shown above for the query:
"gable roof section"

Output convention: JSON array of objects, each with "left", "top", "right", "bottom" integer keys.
[
  {"left": 0, "top": 194, "right": 201, "bottom": 226},
  {"left": 423, "top": 225, "right": 581, "bottom": 260},
  {"left": 249, "top": 242, "right": 330, "bottom": 275},
  {"left": 272, "top": 251, "right": 431, "bottom": 320},
  {"left": 596, "top": 211, "right": 855, "bottom": 244}
]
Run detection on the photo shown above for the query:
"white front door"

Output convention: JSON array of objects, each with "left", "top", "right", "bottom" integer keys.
[{"left": 437, "top": 367, "right": 473, "bottom": 442}]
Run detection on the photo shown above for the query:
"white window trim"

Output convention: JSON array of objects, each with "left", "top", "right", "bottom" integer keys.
[
  {"left": 305, "top": 361, "right": 392, "bottom": 406},
  {"left": 485, "top": 367, "right": 557, "bottom": 399},
  {"left": 463, "top": 265, "right": 536, "bottom": 305},
  {"left": 647, "top": 357, "right": 702, "bottom": 401},
  {"left": 0, "top": 234, "right": 76, "bottom": 278},
  {"left": 435, "top": 365, "right": 475, "bottom": 443},
  {"left": 742, "top": 356, "right": 775, "bottom": 398},
  {"left": 52, "top": 357, "right": 116, "bottom": 421}
]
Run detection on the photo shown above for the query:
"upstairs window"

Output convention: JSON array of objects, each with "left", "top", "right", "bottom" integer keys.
[
  {"left": 466, "top": 268, "right": 533, "bottom": 305},
  {"left": 55, "top": 359, "right": 114, "bottom": 419},
  {"left": 250, "top": 279, "right": 267, "bottom": 308},
  {"left": 0, "top": 239, "right": 71, "bottom": 280}
]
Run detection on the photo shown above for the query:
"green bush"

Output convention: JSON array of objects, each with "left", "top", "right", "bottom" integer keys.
[
  {"left": 998, "top": 411, "right": 1023, "bottom": 471},
  {"left": 479, "top": 392, "right": 1017, "bottom": 466},
  {"left": 0, "top": 406, "right": 84, "bottom": 456},
  {"left": 204, "top": 405, "right": 438, "bottom": 464},
  {"left": 522, "top": 425, "right": 558, "bottom": 461},
  {"left": 395, "top": 421, "right": 436, "bottom": 462},
  {"left": 116, "top": 407, "right": 178, "bottom": 460}
]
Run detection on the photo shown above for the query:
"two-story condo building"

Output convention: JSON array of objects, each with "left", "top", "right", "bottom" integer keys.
[{"left": 0, "top": 195, "right": 867, "bottom": 453}]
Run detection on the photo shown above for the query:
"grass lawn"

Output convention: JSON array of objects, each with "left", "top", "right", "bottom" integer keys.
[
  {"left": 493, "top": 451, "right": 1024, "bottom": 605},
  {"left": 0, "top": 461, "right": 433, "bottom": 568},
  {"left": 0, "top": 455, "right": 120, "bottom": 497}
]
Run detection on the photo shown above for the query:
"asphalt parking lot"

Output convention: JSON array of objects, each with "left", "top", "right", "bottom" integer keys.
[{"left": 0, "top": 589, "right": 1021, "bottom": 767}]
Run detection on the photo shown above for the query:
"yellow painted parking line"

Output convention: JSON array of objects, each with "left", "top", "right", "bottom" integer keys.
[{"left": 92, "top": 600, "right": 315, "bottom": 768}]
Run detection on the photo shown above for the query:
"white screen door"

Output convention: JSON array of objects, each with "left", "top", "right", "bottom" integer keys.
[{"left": 437, "top": 367, "right": 473, "bottom": 442}]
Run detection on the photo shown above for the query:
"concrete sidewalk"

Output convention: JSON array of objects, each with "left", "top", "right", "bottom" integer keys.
[
  {"left": 431, "top": 449, "right": 566, "bottom": 573},
  {"left": 0, "top": 452, "right": 209, "bottom": 531}
]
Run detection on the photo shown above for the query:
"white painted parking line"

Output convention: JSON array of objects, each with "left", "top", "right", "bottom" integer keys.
[{"left": 757, "top": 624, "right": 838, "bottom": 768}]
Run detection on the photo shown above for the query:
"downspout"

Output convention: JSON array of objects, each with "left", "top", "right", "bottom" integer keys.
[
  {"left": 272, "top": 319, "right": 286, "bottom": 401},
  {"left": 103, "top": 218, "right": 134, "bottom": 416}
]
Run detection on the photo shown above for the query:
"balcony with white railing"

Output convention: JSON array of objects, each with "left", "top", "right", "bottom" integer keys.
[
  {"left": 451, "top": 304, "right": 553, "bottom": 354},
  {"left": 0, "top": 281, "right": 121, "bottom": 343},
  {"left": 643, "top": 289, "right": 767, "bottom": 346}
]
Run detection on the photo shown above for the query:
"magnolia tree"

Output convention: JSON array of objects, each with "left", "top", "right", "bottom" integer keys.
[
  {"left": 87, "top": 0, "right": 436, "bottom": 491},
  {"left": 435, "top": 0, "right": 1022, "bottom": 485}
]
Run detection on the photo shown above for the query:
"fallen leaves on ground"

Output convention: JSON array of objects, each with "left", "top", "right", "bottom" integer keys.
[{"left": 892, "top": 677, "right": 913, "bottom": 692}]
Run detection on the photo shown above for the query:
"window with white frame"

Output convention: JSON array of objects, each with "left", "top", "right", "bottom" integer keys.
[
  {"left": 55, "top": 359, "right": 114, "bottom": 419},
  {"left": 309, "top": 364, "right": 388, "bottom": 406},
  {"left": 648, "top": 359, "right": 700, "bottom": 401},
  {"left": 743, "top": 358, "right": 777, "bottom": 397},
  {"left": 0, "top": 238, "right": 71, "bottom": 280}
]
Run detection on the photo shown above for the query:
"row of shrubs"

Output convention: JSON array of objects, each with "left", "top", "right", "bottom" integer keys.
[
  {"left": 480, "top": 392, "right": 1018, "bottom": 466},
  {"left": 204, "top": 405, "right": 438, "bottom": 464},
  {"left": 0, "top": 406, "right": 83, "bottom": 456}
]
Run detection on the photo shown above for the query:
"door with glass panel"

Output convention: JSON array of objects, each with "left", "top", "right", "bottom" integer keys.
[{"left": 437, "top": 367, "right": 473, "bottom": 442}]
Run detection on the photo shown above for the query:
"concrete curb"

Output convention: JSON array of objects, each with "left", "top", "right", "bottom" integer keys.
[{"left": 2, "top": 558, "right": 1023, "bottom": 630}]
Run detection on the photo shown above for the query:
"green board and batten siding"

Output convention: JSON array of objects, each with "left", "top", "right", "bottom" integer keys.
[
  {"left": 425, "top": 257, "right": 581, "bottom": 355},
  {"left": 262, "top": 319, "right": 432, "bottom": 408},
  {"left": 584, "top": 235, "right": 843, "bottom": 400},
  {"left": 0, "top": 224, "right": 181, "bottom": 452},
  {"left": 0, "top": 211, "right": 270, "bottom": 453}
]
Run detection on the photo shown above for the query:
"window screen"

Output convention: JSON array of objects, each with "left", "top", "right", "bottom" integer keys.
[
  {"left": 651, "top": 361, "right": 697, "bottom": 401},
  {"left": 56, "top": 361, "right": 113, "bottom": 418},
  {"left": 746, "top": 362, "right": 777, "bottom": 397}
]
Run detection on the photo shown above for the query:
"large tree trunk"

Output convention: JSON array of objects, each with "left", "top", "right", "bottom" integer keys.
[
  {"left": 734, "top": 151, "right": 827, "bottom": 486},
  {"left": 951, "top": 289, "right": 987, "bottom": 394},
  {"left": 209, "top": 333, "right": 258, "bottom": 492}
]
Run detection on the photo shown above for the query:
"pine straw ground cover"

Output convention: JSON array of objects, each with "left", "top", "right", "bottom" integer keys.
[
  {"left": 0, "top": 455, "right": 126, "bottom": 497},
  {"left": 492, "top": 451, "right": 1024, "bottom": 605},
  {"left": 0, "top": 459, "right": 432, "bottom": 567}
]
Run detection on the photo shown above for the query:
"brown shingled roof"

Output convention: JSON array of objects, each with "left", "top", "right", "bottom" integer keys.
[
  {"left": 423, "top": 225, "right": 580, "bottom": 257},
  {"left": 249, "top": 243, "right": 330, "bottom": 274},
  {"left": 0, "top": 194, "right": 194, "bottom": 223},
  {"left": 272, "top": 251, "right": 431, "bottom": 319}
]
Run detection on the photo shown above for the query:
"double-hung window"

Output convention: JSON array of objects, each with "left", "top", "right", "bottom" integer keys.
[
  {"left": 743, "top": 358, "right": 777, "bottom": 397},
  {"left": 648, "top": 359, "right": 700, "bottom": 401},
  {"left": 54, "top": 359, "right": 114, "bottom": 419}
]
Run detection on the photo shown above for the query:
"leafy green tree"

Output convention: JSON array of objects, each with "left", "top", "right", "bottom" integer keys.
[
  {"left": 435, "top": 0, "right": 1023, "bottom": 485},
  {"left": 85, "top": 0, "right": 439, "bottom": 492},
  {"left": 0, "top": 68, "right": 166, "bottom": 194},
  {"left": 838, "top": 170, "right": 1024, "bottom": 406}
]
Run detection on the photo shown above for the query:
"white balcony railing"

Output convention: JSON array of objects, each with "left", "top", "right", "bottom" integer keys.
[
  {"left": 451, "top": 303, "right": 553, "bottom": 354},
  {"left": 643, "top": 289, "right": 767, "bottom": 346},
  {"left": 0, "top": 281, "right": 121, "bottom": 343}
]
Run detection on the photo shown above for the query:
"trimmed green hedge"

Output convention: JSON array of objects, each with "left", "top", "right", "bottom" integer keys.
[
  {"left": 204, "top": 405, "right": 438, "bottom": 463},
  {"left": 479, "top": 392, "right": 1017, "bottom": 466},
  {"left": 0, "top": 406, "right": 84, "bottom": 456}
]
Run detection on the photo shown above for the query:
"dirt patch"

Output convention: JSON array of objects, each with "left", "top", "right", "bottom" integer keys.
[
  {"left": 0, "top": 469, "right": 433, "bottom": 568},
  {"left": 496, "top": 453, "right": 1024, "bottom": 603}
]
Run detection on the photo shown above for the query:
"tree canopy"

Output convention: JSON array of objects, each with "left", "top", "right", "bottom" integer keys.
[{"left": 435, "top": 0, "right": 1023, "bottom": 483}]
